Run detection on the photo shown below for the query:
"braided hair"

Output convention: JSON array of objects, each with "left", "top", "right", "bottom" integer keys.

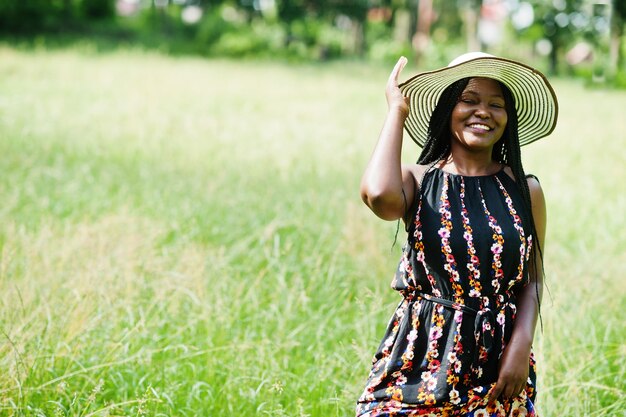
[{"left": 416, "top": 77, "right": 544, "bottom": 314}]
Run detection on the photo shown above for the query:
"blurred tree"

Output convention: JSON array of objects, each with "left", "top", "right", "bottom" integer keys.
[
  {"left": 610, "top": 0, "right": 625, "bottom": 75},
  {"left": 0, "top": 0, "right": 622, "bottom": 72},
  {"left": 328, "top": 0, "right": 369, "bottom": 54},
  {"left": 61, "top": 0, "right": 78, "bottom": 23},
  {"left": 432, "top": 0, "right": 464, "bottom": 42},
  {"left": 413, "top": 0, "right": 434, "bottom": 64},
  {"left": 529, "top": 0, "right": 586, "bottom": 74},
  {"left": 0, "top": 0, "right": 114, "bottom": 33},
  {"left": 458, "top": 0, "right": 480, "bottom": 52},
  {"left": 275, "top": 0, "right": 320, "bottom": 46},
  {"left": 273, "top": 0, "right": 368, "bottom": 55},
  {"left": 0, "top": 0, "right": 51, "bottom": 33},
  {"left": 81, "top": 0, "right": 115, "bottom": 19}
]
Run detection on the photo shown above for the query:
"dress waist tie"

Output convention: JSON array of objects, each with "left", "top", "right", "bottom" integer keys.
[{"left": 416, "top": 292, "right": 497, "bottom": 367}]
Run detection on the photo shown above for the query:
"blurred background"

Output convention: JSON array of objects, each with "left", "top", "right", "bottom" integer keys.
[{"left": 1, "top": 0, "right": 625, "bottom": 83}]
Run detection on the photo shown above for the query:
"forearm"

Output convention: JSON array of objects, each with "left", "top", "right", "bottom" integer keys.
[
  {"left": 510, "top": 279, "right": 543, "bottom": 349},
  {"left": 509, "top": 176, "right": 547, "bottom": 350},
  {"left": 360, "top": 57, "right": 412, "bottom": 221}
]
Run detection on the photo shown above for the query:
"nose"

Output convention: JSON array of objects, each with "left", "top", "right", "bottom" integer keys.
[{"left": 474, "top": 105, "right": 490, "bottom": 119}]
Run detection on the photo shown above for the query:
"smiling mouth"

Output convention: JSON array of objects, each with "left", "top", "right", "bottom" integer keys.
[{"left": 468, "top": 123, "right": 492, "bottom": 131}]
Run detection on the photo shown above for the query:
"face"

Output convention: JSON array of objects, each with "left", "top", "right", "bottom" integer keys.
[{"left": 449, "top": 77, "right": 508, "bottom": 151}]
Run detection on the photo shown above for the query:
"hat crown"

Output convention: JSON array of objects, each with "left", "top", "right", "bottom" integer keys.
[{"left": 448, "top": 52, "right": 495, "bottom": 67}]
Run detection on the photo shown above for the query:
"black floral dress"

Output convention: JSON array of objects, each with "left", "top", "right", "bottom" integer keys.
[{"left": 356, "top": 167, "right": 538, "bottom": 417}]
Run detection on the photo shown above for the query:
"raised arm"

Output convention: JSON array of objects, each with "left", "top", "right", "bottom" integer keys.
[{"left": 360, "top": 57, "right": 416, "bottom": 221}]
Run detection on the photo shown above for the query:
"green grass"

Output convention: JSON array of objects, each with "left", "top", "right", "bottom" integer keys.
[{"left": 0, "top": 45, "right": 624, "bottom": 416}]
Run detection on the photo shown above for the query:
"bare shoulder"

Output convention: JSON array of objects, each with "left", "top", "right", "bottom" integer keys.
[
  {"left": 525, "top": 174, "right": 546, "bottom": 226},
  {"left": 525, "top": 174, "right": 545, "bottom": 202},
  {"left": 501, "top": 167, "right": 545, "bottom": 208},
  {"left": 402, "top": 163, "right": 431, "bottom": 189},
  {"left": 525, "top": 173, "right": 547, "bottom": 244}
]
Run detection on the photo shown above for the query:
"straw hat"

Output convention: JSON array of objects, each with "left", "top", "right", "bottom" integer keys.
[{"left": 399, "top": 52, "right": 558, "bottom": 147}]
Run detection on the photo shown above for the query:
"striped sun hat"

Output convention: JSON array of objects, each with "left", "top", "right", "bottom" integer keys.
[{"left": 399, "top": 52, "right": 559, "bottom": 147}]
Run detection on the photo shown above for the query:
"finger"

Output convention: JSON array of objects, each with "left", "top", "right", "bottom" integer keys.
[
  {"left": 396, "top": 56, "right": 408, "bottom": 76},
  {"left": 489, "top": 381, "right": 503, "bottom": 405},
  {"left": 504, "top": 381, "right": 523, "bottom": 399},
  {"left": 503, "top": 384, "right": 514, "bottom": 399},
  {"left": 389, "top": 56, "right": 408, "bottom": 84}
]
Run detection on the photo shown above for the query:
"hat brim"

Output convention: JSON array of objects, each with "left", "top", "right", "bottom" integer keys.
[{"left": 398, "top": 57, "right": 559, "bottom": 147}]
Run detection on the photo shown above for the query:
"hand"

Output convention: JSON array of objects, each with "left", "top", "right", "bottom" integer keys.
[
  {"left": 490, "top": 341, "right": 531, "bottom": 404},
  {"left": 386, "top": 56, "right": 410, "bottom": 118}
]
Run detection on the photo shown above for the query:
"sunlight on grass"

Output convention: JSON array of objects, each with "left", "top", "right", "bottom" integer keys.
[{"left": 0, "top": 45, "right": 624, "bottom": 416}]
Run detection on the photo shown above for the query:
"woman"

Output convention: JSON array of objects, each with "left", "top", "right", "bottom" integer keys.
[{"left": 356, "top": 53, "right": 558, "bottom": 417}]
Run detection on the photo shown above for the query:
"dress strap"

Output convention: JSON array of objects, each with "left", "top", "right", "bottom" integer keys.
[{"left": 525, "top": 173, "right": 540, "bottom": 183}]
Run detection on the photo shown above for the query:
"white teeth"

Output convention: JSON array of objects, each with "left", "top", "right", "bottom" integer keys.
[{"left": 469, "top": 124, "right": 491, "bottom": 131}]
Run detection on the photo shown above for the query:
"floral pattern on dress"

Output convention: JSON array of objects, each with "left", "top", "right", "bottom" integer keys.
[{"left": 357, "top": 168, "right": 538, "bottom": 417}]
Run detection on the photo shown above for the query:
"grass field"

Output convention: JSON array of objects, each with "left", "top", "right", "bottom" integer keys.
[{"left": 0, "top": 45, "right": 624, "bottom": 416}]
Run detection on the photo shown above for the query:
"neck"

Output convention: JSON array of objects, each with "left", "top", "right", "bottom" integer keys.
[{"left": 440, "top": 144, "right": 500, "bottom": 176}]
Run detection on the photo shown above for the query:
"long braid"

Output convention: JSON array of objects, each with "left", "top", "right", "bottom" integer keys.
[
  {"left": 397, "top": 79, "right": 471, "bottom": 238},
  {"left": 417, "top": 78, "right": 470, "bottom": 165},
  {"left": 497, "top": 83, "right": 542, "bottom": 275},
  {"left": 497, "top": 81, "right": 544, "bottom": 329}
]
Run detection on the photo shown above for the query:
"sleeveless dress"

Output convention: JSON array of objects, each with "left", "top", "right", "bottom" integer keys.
[{"left": 356, "top": 167, "right": 539, "bottom": 417}]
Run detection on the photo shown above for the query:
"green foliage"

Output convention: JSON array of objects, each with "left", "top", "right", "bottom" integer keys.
[
  {"left": 613, "top": 0, "right": 626, "bottom": 21},
  {"left": 196, "top": 7, "right": 236, "bottom": 47},
  {"left": 317, "top": 23, "right": 348, "bottom": 59},
  {"left": 573, "top": 64, "right": 626, "bottom": 89},
  {"left": 522, "top": 0, "right": 613, "bottom": 74},
  {"left": 614, "top": 70, "right": 626, "bottom": 88},
  {"left": 0, "top": 0, "right": 58, "bottom": 33},
  {"left": 290, "top": 17, "right": 324, "bottom": 47},
  {"left": 211, "top": 24, "right": 273, "bottom": 57},
  {"left": 0, "top": 1, "right": 624, "bottom": 81},
  {"left": 368, "top": 38, "right": 412, "bottom": 64},
  {"left": 81, "top": 0, "right": 115, "bottom": 20},
  {"left": 275, "top": 0, "right": 368, "bottom": 22},
  {"left": 432, "top": 0, "right": 465, "bottom": 40},
  {"left": 0, "top": 0, "right": 115, "bottom": 33}
]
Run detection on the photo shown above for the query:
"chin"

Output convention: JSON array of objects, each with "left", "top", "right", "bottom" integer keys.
[{"left": 458, "top": 137, "right": 499, "bottom": 150}]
